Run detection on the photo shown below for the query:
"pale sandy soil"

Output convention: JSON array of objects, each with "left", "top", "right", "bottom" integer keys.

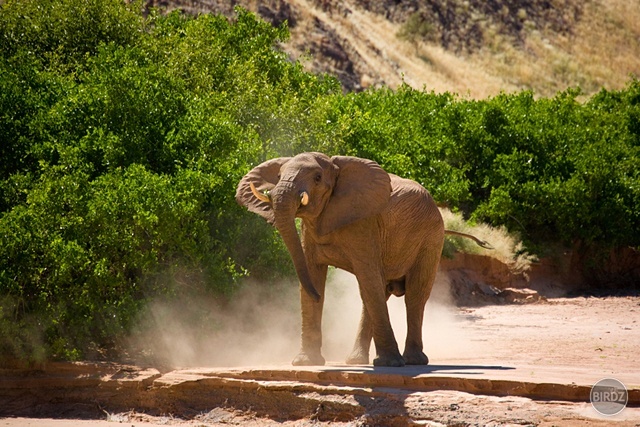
[
  {"left": 438, "top": 296, "right": 640, "bottom": 379},
  {"left": 2, "top": 296, "right": 639, "bottom": 426}
]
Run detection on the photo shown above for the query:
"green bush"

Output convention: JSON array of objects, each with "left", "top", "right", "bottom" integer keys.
[
  {"left": 324, "top": 83, "right": 639, "bottom": 254},
  {"left": 0, "top": 1, "right": 337, "bottom": 362},
  {"left": 397, "top": 12, "right": 435, "bottom": 47},
  {"left": 465, "top": 85, "right": 640, "bottom": 250}
]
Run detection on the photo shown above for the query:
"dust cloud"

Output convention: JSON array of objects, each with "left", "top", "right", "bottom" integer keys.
[
  {"left": 130, "top": 269, "right": 476, "bottom": 368},
  {"left": 129, "top": 279, "right": 301, "bottom": 367}
]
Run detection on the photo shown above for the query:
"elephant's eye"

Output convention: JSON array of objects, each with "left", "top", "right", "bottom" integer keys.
[{"left": 314, "top": 173, "right": 322, "bottom": 184}]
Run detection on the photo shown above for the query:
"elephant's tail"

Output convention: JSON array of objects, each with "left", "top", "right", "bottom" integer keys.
[{"left": 444, "top": 230, "right": 494, "bottom": 249}]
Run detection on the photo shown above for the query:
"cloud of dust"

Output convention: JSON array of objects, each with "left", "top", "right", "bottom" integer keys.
[
  {"left": 130, "top": 268, "right": 478, "bottom": 368},
  {"left": 129, "top": 278, "right": 301, "bottom": 368}
]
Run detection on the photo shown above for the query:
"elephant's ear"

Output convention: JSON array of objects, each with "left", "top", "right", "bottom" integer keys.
[
  {"left": 236, "top": 157, "right": 291, "bottom": 225},
  {"left": 317, "top": 156, "right": 391, "bottom": 236}
]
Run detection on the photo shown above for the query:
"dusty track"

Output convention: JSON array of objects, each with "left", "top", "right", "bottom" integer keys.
[{"left": 1, "top": 296, "right": 639, "bottom": 426}]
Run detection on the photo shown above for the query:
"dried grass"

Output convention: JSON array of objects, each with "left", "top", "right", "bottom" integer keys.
[
  {"left": 474, "top": 0, "right": 640, "bottom": 97},
  {"left": 440, "top": 208, "right": 537, "bottom": 274},
  {"left": 181, "top": 0, "right": 640, "bottom": 99}
]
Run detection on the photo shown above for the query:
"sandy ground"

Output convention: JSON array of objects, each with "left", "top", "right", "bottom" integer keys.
[
  {"left": 1, "top": 295, "right": 639, "bottom": 426},
  {"left": 435, "top": 296, "right": 639, "bottom": 379}
]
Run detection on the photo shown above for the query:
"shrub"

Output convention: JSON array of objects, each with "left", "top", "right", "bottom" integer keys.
[{"left": 0, "top": 2, "right": 336, "bottom": 362}]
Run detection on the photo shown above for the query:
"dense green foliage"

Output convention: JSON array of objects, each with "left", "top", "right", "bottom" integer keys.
[
  {"left": 0, "top": 0, "right": 338, "bottom": 362},
  {"left": 327, "top": 85, "right": 640, "bottom": 250},
  {"left": 1, "top": 0, "right": 638, "bottom": 362}
]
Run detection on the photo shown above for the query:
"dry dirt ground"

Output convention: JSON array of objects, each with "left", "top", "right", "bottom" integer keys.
[{"left": 2, "top": 296, "right": 639, "bottom": 427}]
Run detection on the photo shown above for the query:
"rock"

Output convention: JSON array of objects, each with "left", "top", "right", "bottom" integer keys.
[
  {"left": 440, "top": 252, "right": 543, "bottom": 306},
  {"left": 499, "top": 287, "right": 543, "bottom": 304}
]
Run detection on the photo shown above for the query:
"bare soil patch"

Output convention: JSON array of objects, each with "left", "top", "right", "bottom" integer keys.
[{"left": 1, "top": 296, "right": 638, "bottom": 426}]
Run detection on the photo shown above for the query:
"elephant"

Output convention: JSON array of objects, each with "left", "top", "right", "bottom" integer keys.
[{"left": 236, "top": 152, "right": 490, "bottom": 367}]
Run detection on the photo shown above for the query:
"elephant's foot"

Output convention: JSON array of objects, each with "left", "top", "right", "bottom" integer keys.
[
  {"left": 345, "top": 349, "right": 369, "bottom": 365},
  {"left": 373, "top": 351, "right": 405, "bottom": 367},
  {"left": 292, "top": 351, "right": 325, "bottom": 366},
  {"left": 403, "top": 349, "right": 429, "bottom": 365}
]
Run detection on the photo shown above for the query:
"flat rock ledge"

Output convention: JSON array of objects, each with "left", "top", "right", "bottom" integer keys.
[{"left": 1, "top": 362, "right": 638, "bottom": 423}]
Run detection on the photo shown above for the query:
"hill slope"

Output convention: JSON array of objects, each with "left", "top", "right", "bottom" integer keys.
[{"left": 149, "top": 0, "right": 640, "bottom": 97}]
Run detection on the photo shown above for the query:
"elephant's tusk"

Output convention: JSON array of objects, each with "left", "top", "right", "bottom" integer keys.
[
  {"left": 250, "top": 181, "right": 271, "bottom": 203},
  {"left": 300, "top": 191, "right": 309, "bottom": 206}
]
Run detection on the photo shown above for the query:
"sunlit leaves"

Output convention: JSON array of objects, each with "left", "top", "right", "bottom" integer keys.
[{"left": 0, "top": 1, "right": 332, "bottom": 362}]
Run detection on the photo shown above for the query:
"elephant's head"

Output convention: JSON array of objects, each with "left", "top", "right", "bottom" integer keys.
[{"left": 236, "top": 152, "right": 391, "bottom": 302}]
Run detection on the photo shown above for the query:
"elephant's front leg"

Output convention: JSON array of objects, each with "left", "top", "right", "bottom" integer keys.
[
  {"left": 292, "top": 263, "right": 328, "bottom": 366},
  {"left": 354, "top": 268, "right": 404, "bottom": 367}
]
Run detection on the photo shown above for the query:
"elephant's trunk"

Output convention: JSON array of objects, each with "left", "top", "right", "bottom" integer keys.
[{"left": 272, "top": 186, "right": 321, "bottom": 303}]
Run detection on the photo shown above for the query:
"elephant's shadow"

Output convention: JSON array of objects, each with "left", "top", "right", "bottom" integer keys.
[
  {"left": 326, "top": 364, "right": 515, "bottom": 421},
  {"left": 324, "top": 363, "right": 514, "bottom": 376},
  {"left": 372, "top": 363, "right": 515, "bottom": 376}
]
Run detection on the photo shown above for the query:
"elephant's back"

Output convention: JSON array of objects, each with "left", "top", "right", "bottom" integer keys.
[
  {"left": 382, "top": 174, "right": 444, "bottom": 251},
  {"left": 387, "top": 175, "right": 442, "bottom": 223}
]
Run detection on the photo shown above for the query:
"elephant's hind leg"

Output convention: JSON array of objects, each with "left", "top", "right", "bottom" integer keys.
[
  {"left": 346, "top": 284, "right": 396, "bottom": 365},
  {"left": 347, "top": 281, "right": 404, "bottom": 366},
  {"left": 403, "top": 248, "right": 442, "bottom": 365},
  {"left": 345, "top": 304, "right": 372, "bottom": 365}
]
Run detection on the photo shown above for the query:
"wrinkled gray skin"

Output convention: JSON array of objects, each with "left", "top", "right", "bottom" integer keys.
[{"left": 236, "top": 152, "right": 445, "bottom": 367}]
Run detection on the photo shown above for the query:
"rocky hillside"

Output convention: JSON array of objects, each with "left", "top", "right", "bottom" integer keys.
[{"left": 147, "top": 0, "right": 639, "bottom": 97}]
